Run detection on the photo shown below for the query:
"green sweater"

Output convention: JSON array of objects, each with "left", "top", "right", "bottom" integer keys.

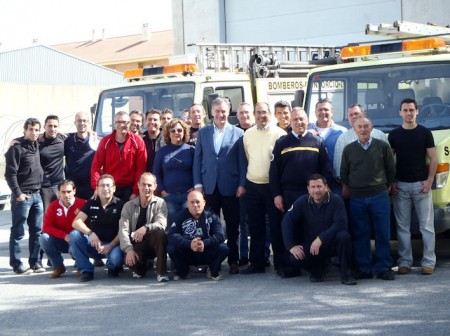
[{"left": 340, "top": 138, "right": 395, "bottom": 198}]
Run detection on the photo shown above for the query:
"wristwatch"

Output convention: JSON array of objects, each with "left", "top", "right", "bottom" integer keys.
[
  {"left": 145, "top": 224, "right": 151, "bottom": 231},
  {"left": 86, "top": 230, "right": 93, "bottom": 236}
]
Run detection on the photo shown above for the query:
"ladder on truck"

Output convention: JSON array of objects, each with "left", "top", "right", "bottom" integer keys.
[
  {"left": 366, "top": 21, "right": 450, "bottom": 43},
  {"left": 189, "top": 43, "right": 339, "bottom": 77}
]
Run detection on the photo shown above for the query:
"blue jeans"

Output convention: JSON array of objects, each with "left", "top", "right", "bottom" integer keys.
[
  {"left": 394, "top": 181, "right": 436, "bottom": 268},
  {"left": 39, "top": 233, "right": 70, "bottom": 268},
  {"left": 9, "top": 192, "right": 43, "bottom": 268},
  {"left": 350, "top": 191, "right": 392, "bottom": 274},
  {"left": 69, "top": 230, "right": 124, "bottom": 274},
  {"left": 163, "top": 192, "right": 187, "bottom": 227}
]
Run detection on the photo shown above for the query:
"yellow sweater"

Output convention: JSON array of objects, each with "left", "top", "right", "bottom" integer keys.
[{"left": 243, "top": 126, "right": 286, "bottom": 184}]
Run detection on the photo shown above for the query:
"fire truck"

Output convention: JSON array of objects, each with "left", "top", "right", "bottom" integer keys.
[
  {"left": 295, "top": 21, "right": 450, "bottom": 234},
  {"left": 92, "top": 43, "right": 338, "bottom": 136}
]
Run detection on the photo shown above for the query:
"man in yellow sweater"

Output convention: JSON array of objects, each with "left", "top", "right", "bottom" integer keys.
[{"left": 241, "top": 102, "right": 286, "bottom": 274}]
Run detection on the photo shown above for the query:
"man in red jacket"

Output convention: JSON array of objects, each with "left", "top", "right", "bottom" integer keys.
[
  {"left": 91, "top": 111, "right": 147, "bottom": 201},
  {"left": 39, "top": 180, "right": 86, "bottom": 278}
]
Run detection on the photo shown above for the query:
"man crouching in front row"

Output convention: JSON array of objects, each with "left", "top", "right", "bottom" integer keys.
[
  {"left": 119, "top": 172, "right": 169, "bottom": 282},
  {"left": 282, "top": 174, "right": 357, "bottom": 285},
  {"left": 168, "top": 190, "right": 229, "bottom": 281}
]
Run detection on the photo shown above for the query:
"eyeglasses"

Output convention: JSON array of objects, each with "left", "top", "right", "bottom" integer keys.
[
  {"left": 170, "top": 128, "right": 183, "bottom": 134},
  {"left": 114, "top": 120, "right": 129, "bottom": 125}
]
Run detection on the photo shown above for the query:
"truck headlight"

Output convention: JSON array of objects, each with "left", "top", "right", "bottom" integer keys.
[{"left": 435, "top": 171, "right": 448, "bottom": 189}]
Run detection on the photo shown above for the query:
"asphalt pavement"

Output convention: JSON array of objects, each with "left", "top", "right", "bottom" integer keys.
[{"left": 1, "top": 205, "right": 450, "bottom": 336}]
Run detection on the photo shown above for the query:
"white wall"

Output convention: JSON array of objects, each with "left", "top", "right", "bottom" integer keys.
[{"left": 173, "top": 0, "right": 450, "bottom": 50}]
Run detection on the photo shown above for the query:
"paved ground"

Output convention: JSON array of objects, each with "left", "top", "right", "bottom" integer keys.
[{"left": 1, "top": 206, "right": 450, "bottom": 336}]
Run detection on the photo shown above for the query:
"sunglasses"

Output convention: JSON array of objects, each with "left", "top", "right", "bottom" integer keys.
[{"left": 170, "top": 128, "right": 183, "bottom": 134}]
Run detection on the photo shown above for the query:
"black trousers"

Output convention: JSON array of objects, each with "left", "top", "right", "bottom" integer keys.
[{"left": 205, "top": 187, "right": 240, "bottom": 265}]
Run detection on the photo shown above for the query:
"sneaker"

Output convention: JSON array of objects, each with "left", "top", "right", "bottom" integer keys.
[
  {"left": 422, "top": 266, "right": 434, "bottom": 275},
  {"left": 13, "top": 264, "right": 32, "bottom": 275},
  {"left": 157, "top": 274, "right": 169, "bottom": 282},
  {"left": 31, "top": 262, "right": 45, "bottom": 273},
  {"left": 132, "top": 272, "right": 144, "bottom": 279},
  {"left": 79, "top": 272, "right": 94, "bottom": 282},
  {"left": 49, "top": 265, "right": 66, "bottom": 279},
  {"left": 376, "top": 270, "right": 395, "bottom": 280},
  {"left": 93, "top": 259, "right": 105, "bottom": 267},
  {"left": 397, "top": 266, "right": 411, "bottom": 275},
  {"left": 207, "top": 269, "right": 223, "bottom": 281}
]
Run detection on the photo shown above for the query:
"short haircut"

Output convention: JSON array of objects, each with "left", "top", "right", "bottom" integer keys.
[
  {"left": 139, "top": 172, "right": 156, "bottom": 183},
  {"left": 274, "top": 100, "right": 292, "bottom": 112},
  {"left": 212, "top": 97, "right": 231, "bottom": 111},
  {"left": 23, "top": 118, "right": 41, "bottom": 130},
  {"left": 58, "top": 179, "right": 76, "bottom": 191},
  {"left": 145, "top": 108, "right": 161, "bottom": 119},
  {"left": 161, "top": 108, "right": 174, "bottom": 116},
  {"left": 400, "top": 98, "right": 418, "bottom": 110},
  {"left": 348, "top": 104, "right": 365, "bottom": 113},
  {"left": 97, "top": 174, "right": 115, "bottom": 186},
  {"left": 45, "top": 115, "right": 59, "bottom": 125},
  {"left": 255, "top": 102, "right": 270, "bottom": 113},
  {"left": 315, "top": 97, "right": 333, "bottom": 110},
  {"left": 163, "top": 118, "right": 190, "bottom": 144},
  {"left": 307, "top": 173, "right": 328, "bottom": 186},
  {"left": 129, "top": 110, "right": 144, "bottom": 122},
  {"left": 115, "top": 111, "right": 129, "bottom": 119}
]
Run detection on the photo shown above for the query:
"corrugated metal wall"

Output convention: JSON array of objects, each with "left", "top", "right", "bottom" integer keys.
[{"left": 0, "top": 45, "right": 123, "bottom": 85}]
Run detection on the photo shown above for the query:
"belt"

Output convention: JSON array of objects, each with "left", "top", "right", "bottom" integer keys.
[{"left": 23, "top": 190, "right": 39, "bottom": 195}]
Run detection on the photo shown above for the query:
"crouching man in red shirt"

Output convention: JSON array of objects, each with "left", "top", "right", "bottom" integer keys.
[{"left": 39, "top": 180, "right": 86, "bottom": 278}]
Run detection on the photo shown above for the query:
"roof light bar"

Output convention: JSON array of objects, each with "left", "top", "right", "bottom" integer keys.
[
  {"left": 123, "top": 63, "right": 198, "bottom": 79},
  {"left": 340, "top": 38, "right": 447, "bottom": 59}
]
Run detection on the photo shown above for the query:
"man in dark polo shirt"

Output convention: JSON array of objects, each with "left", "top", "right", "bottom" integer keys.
[{"left": 70, "top": 174, "right": 124, "bottom": 282}]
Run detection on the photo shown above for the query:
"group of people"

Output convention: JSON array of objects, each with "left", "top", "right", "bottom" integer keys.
[{"left": 4, "top": 96, "right": 436, "bottom": 285}]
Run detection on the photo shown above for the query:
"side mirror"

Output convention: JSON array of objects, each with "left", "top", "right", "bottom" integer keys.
[{"left": 292, "top": 90, "right": 305, "bottom": 108}]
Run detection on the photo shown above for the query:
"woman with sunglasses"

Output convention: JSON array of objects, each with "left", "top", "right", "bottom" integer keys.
[{"left": 153, "top": 119, "right": 195, "bottom": 226}]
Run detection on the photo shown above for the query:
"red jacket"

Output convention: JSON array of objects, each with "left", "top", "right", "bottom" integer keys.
[
  {"left": 42, "top": 197, "right": 87, "bottom": 239},
  {"left": 91, "top": 131, "right": 147, "bottom": 195}
]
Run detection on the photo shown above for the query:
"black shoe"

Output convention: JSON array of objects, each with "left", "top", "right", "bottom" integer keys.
[
  {"left": 309, "top": 273, "right": 324, "bottom": 282},
  {"left": 265, "top": 257, "right": 271, "bottom": 267},
  {"left": 355, "top": 271, "right": 373, "bottom": 279},
  {"left": 93, "top": 259, "right": 105, "bottom": 267},
  {"left": 80, "top": 272, "right": 94, "bottom": 282},
  {"left": 238, "top": 258, "right": 249, "bottom": 266},
  {"left": 13, "top": 264, "right": 32, "bottom": 275},
  {"left": 30, "top": 261, "right": 45, "bottom": 273},
  {"left": 341, "top": 276, "right": 358, "bottom": 285},
  {"left": 107, "top": 269, "right": 119, "bottom": 278},
  {"left": 277, "top": 267, "right": 301, "bottom": 278},
  {"left": 241, "top": 265, "right": 265, "bottom": 274},
  {"left": 376, "top": 270, "right": 395, "bottom": 281},
  {"left": 229, "top": 263, "right": 240, "bottom": 274}
]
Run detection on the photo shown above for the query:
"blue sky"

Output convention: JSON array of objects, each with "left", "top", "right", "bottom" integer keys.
[{"left": 0, "top": 0, "right": 172, "bottom": 51}]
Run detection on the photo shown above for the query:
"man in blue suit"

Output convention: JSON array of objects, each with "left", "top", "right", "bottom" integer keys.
[{"left": 193, "top": 97, "right": 247, "bottom": 274}]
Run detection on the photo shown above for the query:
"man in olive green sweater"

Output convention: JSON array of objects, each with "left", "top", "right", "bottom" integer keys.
[{"left": 341, "top": 117, "right": 396, "bottom": 281}]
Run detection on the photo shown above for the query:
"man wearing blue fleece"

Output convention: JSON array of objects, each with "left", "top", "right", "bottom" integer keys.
[
  {"left": 167, "top": 190, "right": 229, "bottom": 281},
  {"left": 282, "top": 174, "right": 356, "bottom": 285}
]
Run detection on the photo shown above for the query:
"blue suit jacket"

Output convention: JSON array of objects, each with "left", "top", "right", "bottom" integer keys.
[{"left": 193, "top": 123, "right": 246, "bottom": 196}]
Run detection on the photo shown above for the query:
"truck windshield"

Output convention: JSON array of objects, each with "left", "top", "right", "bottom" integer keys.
[
  {"left": 305, "top": 61, "right": 450, "bottom": 132},
  {"left": 95, "top": 82, "right": 195, "bottom": 136}
]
